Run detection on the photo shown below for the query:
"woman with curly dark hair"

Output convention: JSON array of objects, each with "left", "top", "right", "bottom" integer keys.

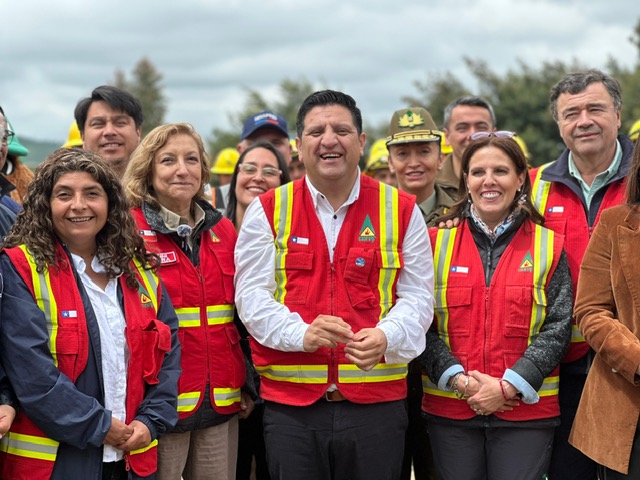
[{"left": 0, "top": 148, "right": 181, "bottom": 480}]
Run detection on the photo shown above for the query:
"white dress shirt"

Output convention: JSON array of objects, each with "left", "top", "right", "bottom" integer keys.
[
  {"left": 72, "top": 254, "right": 128, "bottom": 462},
  {"left": 234, "top": 175, "right": 434, "bottom": 365}
]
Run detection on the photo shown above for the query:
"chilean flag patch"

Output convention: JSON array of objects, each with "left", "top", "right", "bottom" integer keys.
[
  {"left": 450, "top": 266, "right": 469, "bottom": 274},
  {"left": 159, "top": 252, "right": 178, "bottom": 264},
  {"left": 61, "top": 310, "right": 78, "bottom": 318}
]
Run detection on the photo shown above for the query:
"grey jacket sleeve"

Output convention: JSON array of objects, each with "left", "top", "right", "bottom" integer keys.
[{"left": 509, "top": 250, "right": 573, "bottom": 390}]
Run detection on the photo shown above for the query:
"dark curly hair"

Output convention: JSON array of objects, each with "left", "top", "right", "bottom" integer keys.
[{"left": 2, "top": 148, "right": 158, "bottom": 287}]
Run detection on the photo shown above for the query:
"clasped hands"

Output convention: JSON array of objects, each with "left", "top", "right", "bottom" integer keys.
[
  {"left": 104, "top": 418, "right": 152, "bottom": 452},
  {"left": 302, "top": 314, "right": 387, "bottom": 371},
  {"left": 460, "top": 371, "right": 520, "bottom": 416}
]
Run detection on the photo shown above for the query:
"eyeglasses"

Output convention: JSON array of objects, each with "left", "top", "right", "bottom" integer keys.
[
  {"left": 238, "top": 163, "right": 282, "bottom": 178},
  {"left": 470, "top": 131, "right": 516, "bottom": 141},
  {"left": 1, "top": 129, "right": 15, "bottom": 145}
]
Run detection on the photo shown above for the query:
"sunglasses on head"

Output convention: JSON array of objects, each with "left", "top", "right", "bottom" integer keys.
[{"left": 470, "top": 131, "right": 516, "bottom": 141}]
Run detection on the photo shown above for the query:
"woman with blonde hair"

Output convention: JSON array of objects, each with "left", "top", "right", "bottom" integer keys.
[{"left": 124, "top": 123, "right": 249, "bottom": 480}]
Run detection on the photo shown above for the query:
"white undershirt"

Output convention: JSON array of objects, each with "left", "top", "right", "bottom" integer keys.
[
  {"left": 71, "top": 254, "right": 128, "bottom": 462},
  {"left": 234, "top": 175, "right": 435, "bottom": 364}
]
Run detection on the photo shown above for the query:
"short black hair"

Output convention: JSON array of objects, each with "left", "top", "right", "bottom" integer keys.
[
  {"left": 443, "top": 96, "right": 496, "bottom": 129},
  {"left": 74, "top": 85, "right": 144, "bottom": 134},
  {"left": 296, "top": 90, "right": 362, "bottom": 138}
]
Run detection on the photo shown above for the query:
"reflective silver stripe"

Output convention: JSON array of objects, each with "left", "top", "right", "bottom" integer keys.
[
  {"left": 529, "top": 225, "right": 554, "bottom": 345},
  {"left": 433, "top": 229, "right": 457, "bottom": 349},
  {"left": 18, "top": 245, "right": 60, "bottom": 366},
  {"left": 273, "top": 183, "right": 294, "bottom": 303},
  {"left": 207, "top": 305, "right": 234, "bottom": 325},
  {"left": 255, "top": 365, "right": 328, "bottom": 384},
  {"left": 177, "top": 392, "right": 200, "bottom": 412},
  {"left": 338, "top": 363, "right": 407, "bottom": 383},
  {"left": 176, "top": 308, "right": 200, "bottom": 327},
  {"left": 539, "top": 376, "right": 560, "bottom": 396},
  {"left": 133, "top": 258, "right": 159, "bottom": 312},
  {"left": 0, "top": 432, "right": 59, "bottom": 461},
  {"left": 213, "top": 388, "right": 241, "bottom": 406},
  {"left": 378, "top": 184, "right": 401, "bottom": 319},
  {"left": 531, "top": 163, "right": 551, "bottom": 213}
]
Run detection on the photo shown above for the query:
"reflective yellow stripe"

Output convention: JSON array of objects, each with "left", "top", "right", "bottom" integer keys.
[
  {"left": 529, "top": 225, "right": 554, "bottom": 346},
  {"left": 273, "top": 183, "right": 294, "bottom": 303},
  {"left": 421, "top": 375, "right": 458, "bottom": 399},
  {"left": 338, "top": 363, "right": 407, "bottom": 383},
  {"left": 539, "top": 376, "right": 560, "bottom": 397},
  {"left": 378, "top": 184, "right": 401, "bottom": 319},
  {"left": 571, "top": 324, "right": 585, "bottom": 343},
  {"left": 213, "top": 387, "right": 241, "bottom": 406},
  {"left": 175, "top": 307, "right": 200, "bottom": 328},
  {"left": 531, "top": 163, "right": 552, "bottom": 214},
  {"left": 130, "top": 438, "right": 158, "bottom": 455},
  {"left": 0, "top": 432, "right": 59, "bottom": 461},
  {"left": 255, "top": 364, "right": 328, "bottom": 384},
  {"left": 133, "top": 257, "right": 159, "bottom": 312},
  {"left": 433, "top": 229, "right": 457, "bottom": 349},
  {"left": 175, "top": 305, "right": 234, "bottom": 328},
  {"left": 207, "top": 304, "right": 234, "bottom": 325},
  {"left": 19, "top": 245, "right": 60, "bottom": 367},
  {"left": 177, "top": 392, "right": 201, "bottom": 412}
]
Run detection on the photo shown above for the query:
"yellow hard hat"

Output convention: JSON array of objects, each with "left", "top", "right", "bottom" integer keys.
[
  {"left": 62, "top": 121, "right": 83, "bottom": 148},
  {"left": 629, "top": 119, "right": 640, "bottom": 142},
  {"left": 364, "top": 139, "right": 390, "bottom": 175},
  {"left": 440, "top": 133, "right": 452, "bottom": 155},
  {"left": 513, "top": 135, "right": 530, "bottom": 159},
  {"left": 290, "top": 139, "right": 299, "bottom": 158},
  {"left": 211, "top": 148, "right": 240, "bottom": 175}
]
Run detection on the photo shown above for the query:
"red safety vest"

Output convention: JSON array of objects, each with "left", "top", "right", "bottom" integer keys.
[
  {"left": 132, "top": 208, "right": 245, "bottom": 417},
  {"left": 422, "top": 220, "right": 563, "bottom": 421},
  {"left": 530, "top": 164, "right": 626, "bottom": 362},
  {"left": 0, "top": 243, "right": 169, "bottom": 479},
  {"left": 255, "top": 175, "right": 414, "bottom": 406}
]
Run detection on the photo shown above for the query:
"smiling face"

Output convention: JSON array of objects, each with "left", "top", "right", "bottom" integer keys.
[
  {"left": 465, "top": 145, "right": 525, "bottom": 229},
  {"left": 50, "top": 171, "right": 109, "bottom": 256},
  {"left": 81, "top": 100, "right": 141, "bottom": 176},
  {"left": 297, "top": 104, "right": 365, "bottom": 194},
  {"left": 151, "top": 133, "right": 203, "bottom": 215},
  {"left": 235, "top": 146, "right": 283, "bottom": 210},
  {"left": 555, "top": 82, "right": 621, "bottom": 165},
  {"left": 444, "top": 105, "right": 494, "bottom": 165},
  {"left": 388, "top": 141, "right": 442, "bottom": 202}
]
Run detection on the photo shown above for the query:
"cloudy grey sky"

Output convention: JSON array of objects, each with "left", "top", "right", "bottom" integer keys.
[{"left": 2, "top": 0, "right": 638, "bottom": 144}]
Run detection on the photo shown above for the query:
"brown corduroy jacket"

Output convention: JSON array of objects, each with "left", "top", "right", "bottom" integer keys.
[{"left": 570, "top": 204, "right": 640, "bottom": 475}]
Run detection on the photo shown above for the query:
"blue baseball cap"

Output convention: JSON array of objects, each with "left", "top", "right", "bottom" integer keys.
[{"left": 240, "top": 110, "right": 289, "bottom": 141}]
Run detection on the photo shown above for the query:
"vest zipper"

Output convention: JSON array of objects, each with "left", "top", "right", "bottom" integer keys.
[
  {"left": 329, "top": 261, "right": 337, "bottom": 386},
  {"left": 124, "top": 452, "right": 131, "bottom": 471},
  {"left": 196, "top": 264, "right": 210, "bottom": 384}
]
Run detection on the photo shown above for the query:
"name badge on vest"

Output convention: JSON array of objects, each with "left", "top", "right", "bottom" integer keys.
[
  {"left": 139, "top": 229, "right": 158, "bottom": 242},
  {"left": 159, "top": 251, "right": 178, "bottom": 265}
]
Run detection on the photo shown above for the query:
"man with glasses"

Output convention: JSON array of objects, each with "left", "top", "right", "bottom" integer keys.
[
  {"left": 530, "top": 69, "right": 634, "bottom": 480},
  {"left": 215, "top": 111, "right": 293, "bottom": 215},
  {"left": 235, "top": 90, "right": 433, "bottom": 479},
  {"left": 0, "top": 108, "right": 22, "bottom": 215},
  {"left": 438, "top": 96, "right": 496, "bottom": 199}
]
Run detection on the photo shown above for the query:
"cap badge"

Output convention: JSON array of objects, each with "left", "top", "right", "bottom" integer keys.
[{"left": 398, "top": 111, "right": 424, "bottom": 129}]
